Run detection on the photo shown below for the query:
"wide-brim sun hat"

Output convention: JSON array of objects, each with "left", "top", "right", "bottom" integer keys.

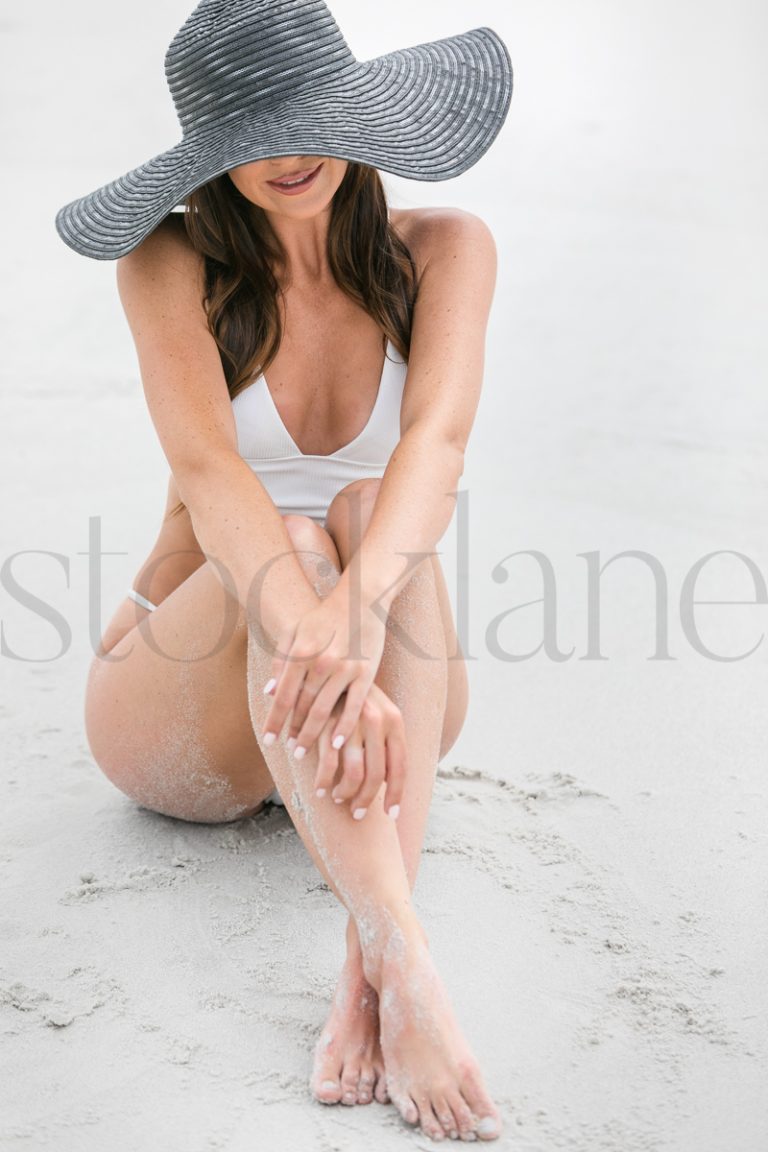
[{"left": 55, "top": 0, "right": 513, "bottom": 261}]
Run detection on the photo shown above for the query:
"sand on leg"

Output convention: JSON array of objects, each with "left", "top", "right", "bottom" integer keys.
[
  {"left": 309, "top": 479, "right": 459, "bottom": 1114},
  {"left": 247, "top": 479, "right": 501, "bottom": 1142}
]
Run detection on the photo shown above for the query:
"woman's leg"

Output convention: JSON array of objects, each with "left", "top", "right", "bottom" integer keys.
[
  {"left": 246, "top": 481, "right": 500, "bottom": 1143},
  {"left": 310, "top": 479, "right": 469, "bottom": 1112}
]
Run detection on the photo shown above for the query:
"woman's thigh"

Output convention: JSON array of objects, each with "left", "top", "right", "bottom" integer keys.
[
  {"left": 85, "top": 557, "right": 274, "bottom": 824},
  {"left": 86, "top": 514, "right": 342, "bottom": 824}
]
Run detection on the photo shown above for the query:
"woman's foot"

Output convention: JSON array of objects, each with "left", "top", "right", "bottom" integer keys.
[
  {"left": 370, "top": 927, "right": 503, "bottom": 1143},
  {"left": 310, "top": 956, "right": 389, "bottom": 1107}
]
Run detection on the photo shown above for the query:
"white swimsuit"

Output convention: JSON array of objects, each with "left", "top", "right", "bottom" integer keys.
[
  {"left": 127, "top": 337, "right": 408, "bottom": 614},
  {"left": 231, "top": 339, "right": 407, "bottom": 525}
]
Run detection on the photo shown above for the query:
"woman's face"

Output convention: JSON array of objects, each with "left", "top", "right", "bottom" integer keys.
[{"left": 227, "top": 155, "right": 349, "bottom": 217}]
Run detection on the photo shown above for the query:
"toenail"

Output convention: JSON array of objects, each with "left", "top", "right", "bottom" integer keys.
[
  {"left": 353, "top": 808, "right": 367, "bottom": 820},
  {"left": 449, "top": 1133, "right": 459, "bottom": 1141},
  {"left": 293, "top": 745, "right": 306, "bottom": 760},
  {"left": 262, "top": 731, "right": 276, "bottom": 747},
  {"left": 476, "top": 1117, "right": 499, "bottom": 1137},
  {"left": 286, "top": 737, "right": 297, "bottom": 751},
  {"left": 320, "top": 1080, "right": 339, "bottom": 1092}
]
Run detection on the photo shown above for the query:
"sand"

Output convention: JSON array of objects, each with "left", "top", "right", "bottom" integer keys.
[{"left": 1, "top": 0, "right": 767, "bottom": 1149}]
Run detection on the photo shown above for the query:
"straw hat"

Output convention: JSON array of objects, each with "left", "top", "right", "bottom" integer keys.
[{"left": 55, "top": 0, "right": 513, "bottom": 260}]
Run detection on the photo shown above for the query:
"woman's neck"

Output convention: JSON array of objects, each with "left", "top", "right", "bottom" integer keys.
[{"left": 265, "top": 205, "right": 334, "bottom": 288}]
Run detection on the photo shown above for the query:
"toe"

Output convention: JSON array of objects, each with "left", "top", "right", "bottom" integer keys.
[
  {"left": 310, "top": 1033, "right": 344, "bottom": 1104},
  {"left": 312, "top": 1075, "right": 343, "bottom": 1105},
  {"left": 474, "top": 1114, "right": 502, "bottom": 1141},
  {"left": 446, "top": 1091, "right": 476, "bottom": 1141},
  {"left": 357, "top": 1070, "right": 376, "bottom": 1105},
  {"left": 340, "top": 1062, "right": 362, "bottom": 1107},
  {"left": 373, "top": 1070, "right": 390, "bottom": 1105},
  {"left": 433, "top": 1094, "right": 460, "bottom": 1139},
  {"left": 414, "top": 1095, "right": 446, "bottom": 1142},
  {"left": 458, "top": 1069, "right": 501, "bottom": 1141},
  {"left": 392, "top": 1090, "right": 419, "bottom": 1126}
]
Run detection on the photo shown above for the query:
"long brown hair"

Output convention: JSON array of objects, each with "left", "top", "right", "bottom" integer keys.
[{"left": 167, "top": 162, "right": 418, "bottom": 519}]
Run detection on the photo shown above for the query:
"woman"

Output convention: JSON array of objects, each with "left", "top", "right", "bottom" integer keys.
[{"left": 56, "top": 0, "right": 512, "bottom": 1142}]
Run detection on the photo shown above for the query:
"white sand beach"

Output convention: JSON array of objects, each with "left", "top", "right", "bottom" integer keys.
[{"left": 1, "top": 1, "right": 767, "bottom": 1148}]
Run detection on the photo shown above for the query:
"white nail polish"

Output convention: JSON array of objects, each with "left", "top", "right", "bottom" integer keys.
[
  {"left": 293, "top": 745, "right": 306, "bottom": 761},
  {"left": 352, "top": 808, "right": 367, "bottom": 820},
  {"left": 262, "top": 732, "right": 276, "bottom": 748},
  {"left": 316, "top": 788, "right": 327, "bottom": 798},
  {"left": 286, "top": 737, "right": 297, "bottom": 751},
  {"left": 332, "top": 734, "right": 345, "bottom": 750},
  {"left": 333, "top": 797, "right": 344, "bottom": 804},
  {"left": 262, "top": 678, "right": 276, "bottom": 695},
  {"left": 388, "top": 804, "right": 400, "bottom": 821},
  {"left": 476, "top": 1118, "right": 499, "bottom": 1137}
]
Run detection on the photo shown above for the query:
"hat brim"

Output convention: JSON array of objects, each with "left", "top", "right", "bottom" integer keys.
[{"left": 55, "top": 28, "right": 513, "bottom": 261}]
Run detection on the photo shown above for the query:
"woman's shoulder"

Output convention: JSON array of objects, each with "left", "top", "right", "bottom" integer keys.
[
  {"left": 116, "top": 212, "right": 205, "bottom": 318},
  {"left": 389, "top": 206, "right": 496, "bottom": 276},
  {"left": 117, "top": 212, "right": 202, "bottom": 284}
]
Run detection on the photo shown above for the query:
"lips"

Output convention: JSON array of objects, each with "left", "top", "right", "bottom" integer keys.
[{"left": 266, "top": 162, "right": 323, "bottom": 194}]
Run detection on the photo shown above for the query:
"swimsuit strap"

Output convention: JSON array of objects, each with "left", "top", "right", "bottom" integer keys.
[{"left": 127, "top": 588, "right": 158, "bottom": 612}]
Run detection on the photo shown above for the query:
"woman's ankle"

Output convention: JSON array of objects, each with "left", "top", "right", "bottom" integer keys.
[
  {"left": 356, "top": 906, "right": 428, "bottom": 992},
  {"left": 345, "top": 909, "right": 429, "bottom": 989}
]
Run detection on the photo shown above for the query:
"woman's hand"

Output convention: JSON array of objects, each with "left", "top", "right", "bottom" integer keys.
[
  {"left": 314, "top": 683, "right": 407, "bottom": 819},
  {"left": 260, "top": 588, "right": 387, "bottom": 758}
]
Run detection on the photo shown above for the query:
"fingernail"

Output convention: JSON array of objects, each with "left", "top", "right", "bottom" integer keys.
[
  {"left": 316, "top": 788, "right": 327, "bottom": 798},
  {"left": 332, "top": 734, "right": 345, "bottom": 750},
  {"left": 353, "top": 808, "right": 367, "bottom": 821},
  {"left": 262, "top": 678, "right": 276, "bottom": 695},
  {"left": 286, "top": 737, "right": 297, "bottom": 752},
  {"left": 293, "top": 746, "right": 306, "bottom": 761},
  {"left": 388, "top": 804, "right": 400, "bottom": 821},
  {"left": 262, "top": 732, "right": 276, "bottom": 748}
]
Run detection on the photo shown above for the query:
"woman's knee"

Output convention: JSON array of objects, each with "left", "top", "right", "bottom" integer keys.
[
  {"left": 325, "top": 478, "right": 381, "bottom": 554},
  {"left": 282, "top": 514, "right": 340, "bottom": 564},
  {"left": 281, "top": 514, "right": 342, "bottom": 597}
]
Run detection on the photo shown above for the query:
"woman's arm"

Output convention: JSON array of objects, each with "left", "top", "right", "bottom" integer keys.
[
  {"left": 352, "top": 209, "right": 498, "bottom": 608},
  {"left": 265, "top": 208, "right": 498, "bottom": 748},
  {"left": 116, "top": 218, "right": 320, "bottom": 638}
]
